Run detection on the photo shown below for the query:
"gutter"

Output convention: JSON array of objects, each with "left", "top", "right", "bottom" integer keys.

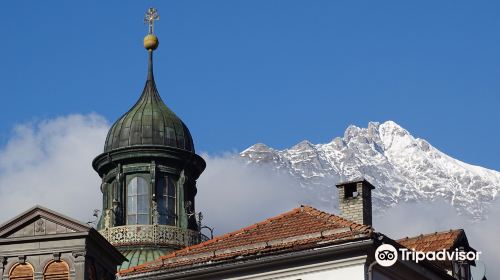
[
  {"left": 120, "top": 238, "right": 373, "bottom": 280},
  {"left": 367, "top": 260, "right": 377, "bottom": 280}
]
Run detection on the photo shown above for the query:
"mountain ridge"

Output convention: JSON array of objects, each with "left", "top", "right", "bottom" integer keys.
[{"left": 240, "top": 121, "right": 500, "bottom": 219}]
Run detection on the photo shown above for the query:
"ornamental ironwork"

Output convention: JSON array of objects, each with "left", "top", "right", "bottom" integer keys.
[{"left": 99, "top": 225, "right": 208, "bottom": 248}]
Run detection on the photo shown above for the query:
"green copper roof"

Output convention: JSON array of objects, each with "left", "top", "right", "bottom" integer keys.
[
  {"left": 104, "top": 52, "right": 195, "bottom": 153},
  {"left": 119, "top": 248, "right": 171, "bottom": 270}
]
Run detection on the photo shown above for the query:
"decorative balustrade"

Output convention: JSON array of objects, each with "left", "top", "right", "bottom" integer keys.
[{"left": 99, "top": 225, "right": 209, "bottom": 248}]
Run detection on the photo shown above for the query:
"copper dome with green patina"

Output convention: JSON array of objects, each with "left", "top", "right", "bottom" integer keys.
[{"left": 104, "top": 54, "right": 195, "bottom": 153}]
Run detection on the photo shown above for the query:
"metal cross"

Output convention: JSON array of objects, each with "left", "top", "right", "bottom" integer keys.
[{"left": 144, "top": 7, "right": 160, "bottom": 34}]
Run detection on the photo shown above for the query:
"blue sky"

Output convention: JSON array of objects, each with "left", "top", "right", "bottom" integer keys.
[{"left": 0, "top": 1, "right": 499, "bottom": 170}]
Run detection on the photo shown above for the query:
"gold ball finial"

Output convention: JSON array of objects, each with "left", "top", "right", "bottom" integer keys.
[
  {"left": 144, "top": 8, "right": 160, "bottom": 51},
  {"left": 144, "top": 34, "right": 159, "bottom": 50}
]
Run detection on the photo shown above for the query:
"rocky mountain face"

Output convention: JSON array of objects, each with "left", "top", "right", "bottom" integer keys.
[{"left": 240, "top": 121, "right": 499, "bottom": 219}]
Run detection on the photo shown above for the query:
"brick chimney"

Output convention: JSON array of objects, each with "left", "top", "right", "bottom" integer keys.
[{"left": 336, "top": 179, "right": 375, "bottom": 226}]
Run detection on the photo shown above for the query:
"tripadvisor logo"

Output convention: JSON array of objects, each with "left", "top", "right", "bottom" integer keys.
[
  {"left": 375, "top": 244, "right": 398, "bottom": 267},
  {"left": 375, "top": 244, "right": 481, "bottom": 267}
]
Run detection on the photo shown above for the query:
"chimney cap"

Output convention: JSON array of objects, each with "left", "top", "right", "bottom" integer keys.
[{"left": 336, "top": 178, "right": 375, "bottom": 189}]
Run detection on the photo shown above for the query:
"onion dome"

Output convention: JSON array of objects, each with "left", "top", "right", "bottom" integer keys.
[{"left": 103, "top": 39, "right": 195, "bottom": 153}]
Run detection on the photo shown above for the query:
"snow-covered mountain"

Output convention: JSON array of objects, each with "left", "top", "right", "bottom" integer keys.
[{"left": 240, "top": 121, "right": 500, "bottom": 219}]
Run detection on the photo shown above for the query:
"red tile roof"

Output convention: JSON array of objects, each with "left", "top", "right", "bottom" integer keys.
[
  {"left": 119, "top": 205, "right": 373, "bottom": 276},
  {"left": 397, "top": 229, "right": 464, "bottom": 252}
]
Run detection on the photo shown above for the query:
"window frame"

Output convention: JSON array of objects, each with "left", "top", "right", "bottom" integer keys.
[
  {"left": 157, "top": 175, "right": 177, "bottom": 226},
  {"left": 126, "top": 175, "right": 151, "bottom": 225}
]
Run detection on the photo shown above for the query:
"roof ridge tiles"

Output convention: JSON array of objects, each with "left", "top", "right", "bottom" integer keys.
[
  {"left": 396, "top": 229, "right": 467, "bottom": 254},
  {"left": 300, "top": 205, "right": 372, "bottom": 233},
  {"left": 151, "top": 206, "right": 306, "bottom": 262},
  {"left": 398, "top": 229, "right": 463, "bottom": 241}
]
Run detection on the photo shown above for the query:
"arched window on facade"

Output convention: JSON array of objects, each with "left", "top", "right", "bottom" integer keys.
[
  {"left": 43, "top": 260, "right": 69, "bottom": 280},
  {"left": 127, "top": 176, "right": 150, "bottom": 225},
  {"left": 157, "top": 175, "right": 176, "bottom": 225},
  {"left": 9, "top": 263, "right": 34, "bottom": 280}
]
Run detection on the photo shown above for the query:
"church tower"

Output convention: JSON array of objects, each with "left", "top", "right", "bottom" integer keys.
[{"left": 92, "top": 8, "right": 206, "bottom": 269}]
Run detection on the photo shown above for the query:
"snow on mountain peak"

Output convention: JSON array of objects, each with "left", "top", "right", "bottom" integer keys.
[
  {"left": 290, "top": 140, "right": 315, "bottom": 151},
  {"left": 242, "top": 143, "right": 273, "bottom": 153},
  {"left": 240, "top": 121, "right": 500, "bottom": 219}
]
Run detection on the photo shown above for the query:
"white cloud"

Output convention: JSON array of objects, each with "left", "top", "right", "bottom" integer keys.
[
  {"left": 196, "top": 154, "right": 319, "bottom": 235},
  {"left": 0, "top": 114, "right": 108, "bottom": 224},
  {"left": 0, "top": 114, "right": 497, "bottom": 277}
]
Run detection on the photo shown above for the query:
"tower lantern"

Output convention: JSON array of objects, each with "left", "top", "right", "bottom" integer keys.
[{"left": 92, "top": 8, "right": 206, "bottom": 269}]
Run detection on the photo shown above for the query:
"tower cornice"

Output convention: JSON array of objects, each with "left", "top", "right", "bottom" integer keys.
[{"left": 92, "top": 145, "right": 206, "bottom": 179}]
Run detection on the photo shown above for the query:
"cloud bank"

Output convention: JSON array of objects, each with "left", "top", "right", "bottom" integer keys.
[
  {"left": 0, "top": 114, "right": 496, "bottom": 277},
  {"left": 196, "top": 154, "right": 318, "bottom": 235},
  {"left": 0, "top": 114, "right": 107, "bottom": 223}
]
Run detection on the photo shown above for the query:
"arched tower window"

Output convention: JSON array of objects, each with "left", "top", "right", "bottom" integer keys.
[
  {"left": 43, "top": 261, "right": 69, "bottom": 280},
  {"left": 9, "top": 263, "right": 34, "bottom": 280},
  {"left": 157, "top": 176, "right": 176, "bottom": 225},
  {"left": 127, "top": 176, "right": 150, "bottom": 225}
]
